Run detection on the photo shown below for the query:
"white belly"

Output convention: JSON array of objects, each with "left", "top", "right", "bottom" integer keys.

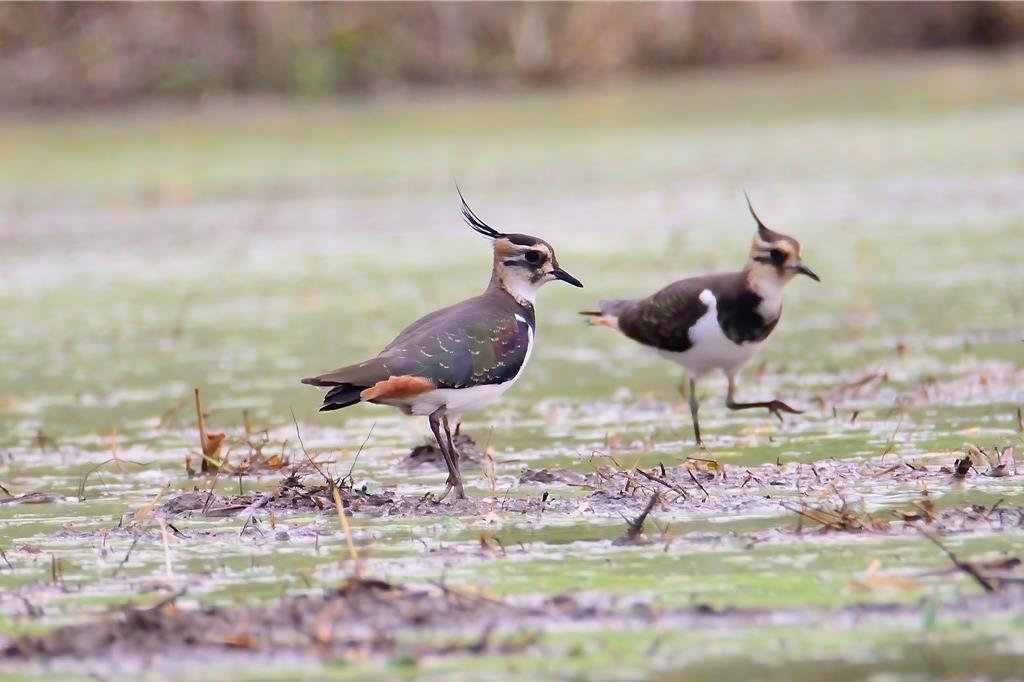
[
  {"left": 656, "top": 289, "right": 763, "bottom": 379},
  {"left": 406, "top": 381, "right": 517, "bottom": 417}
]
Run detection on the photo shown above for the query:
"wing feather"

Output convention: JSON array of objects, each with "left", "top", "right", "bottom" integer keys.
[
  {"left": 617, "top": 279, "right": 712, "bottom": 353},
  {"left": 302, "top": 290, "right": 533, "bottom": 412}
]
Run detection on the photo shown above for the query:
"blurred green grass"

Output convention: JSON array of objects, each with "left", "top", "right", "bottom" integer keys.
[{"left": 3, "top": 55, "right": 1024, "bottom": 201}]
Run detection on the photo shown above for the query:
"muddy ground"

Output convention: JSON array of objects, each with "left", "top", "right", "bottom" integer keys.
[
  {"left": 155, "top": 447, "right": 1018, "bottom": 526},
  {"left": 6, "top": 576, "right": 1024, "bottom": 673},
  {"left": 3, "top": 445, "right": 1023, "bottom": 673}
]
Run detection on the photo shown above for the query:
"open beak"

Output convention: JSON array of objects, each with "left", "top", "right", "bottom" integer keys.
[
  {"left": 551, "top": 267, "right": 583, "bottom": 288},
  {"left": 792, "top": 262, "right": 820, "bottom": 282}
]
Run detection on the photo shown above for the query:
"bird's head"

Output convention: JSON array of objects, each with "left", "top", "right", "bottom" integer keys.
[
  {"left": 459, "top": 190, "right": 583, "bottom": 306},
  {"left": 743, "top": 193, "right": 819, "bottom": 287}
]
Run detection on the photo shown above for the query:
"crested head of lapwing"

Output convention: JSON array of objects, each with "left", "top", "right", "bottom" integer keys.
[
  {"left": 742, "top": 192, "right": 819, "bottom": 308},
  {"left": 460, "top": 188, "right": 583, "bottom": 304},
  {"left": 302, "top": 192, "right": 582, "bottom": 500},
  {"left": 581, "top": 194, "right": 818, "bottom": 447}
]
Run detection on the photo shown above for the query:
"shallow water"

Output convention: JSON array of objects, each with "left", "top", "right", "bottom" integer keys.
[{"left": 1, "top": 56, "right": 1023, "bottom": 679}]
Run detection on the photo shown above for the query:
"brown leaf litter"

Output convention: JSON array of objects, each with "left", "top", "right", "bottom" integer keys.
[{"left": 161, "top": 449, "right": 1020, "bottom": 522}]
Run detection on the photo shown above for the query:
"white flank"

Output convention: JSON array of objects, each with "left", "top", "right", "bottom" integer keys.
[
  {"left": 656, "top": 288, "right": 763, "bottom": 379},
  {"left": 405, "top": 318, "right": 535, "bottom": 417}
]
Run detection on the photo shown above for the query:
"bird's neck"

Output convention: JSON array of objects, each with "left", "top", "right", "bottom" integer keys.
[
  {"left": 743, "top": 265, "right": 788, "bottom": 320},
  {"left": 488, "top": 271, "right": 538, "bottom": 308}
]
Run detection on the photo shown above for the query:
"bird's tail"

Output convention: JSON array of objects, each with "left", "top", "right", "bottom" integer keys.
[
  {"left": 579, "top": 299, "right": 634, "bottom": 329},
  {"left": 300, "top": 377, "right": 365, "bottom": 412},
  {"left": 301, "top": 358, "right": 391, "bottom": 412}
]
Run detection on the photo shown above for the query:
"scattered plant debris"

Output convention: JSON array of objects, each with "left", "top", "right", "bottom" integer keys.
[
  {"left": 0, "top": 492, "right": 66, "bottom": 505},
  {"left": 984, "top": 446, "right": 1016, "bottom": 478},
  {"left": 781, "top": 500, "right": 1022, "bottom": 538},
  {"left": 404, "top": 429, "right": 482, "bottom": 469},
  {"left": 782, "top": 497, "right": 889, "bottom": 533},
  {"left": 188, "top": 388, "right": 226, "bottom": 475},
  {"left": 162, "top": 452, "right": 1020, "bottom": 522},
  {"left": 164, "top": 475, "right": 394, "bottom": 518},
  {"left": 519, "top": 468, "right": 588, "bottom": 485},
  {"left": 613, "top": 493, "right": 659, "bottom": 546},
  {"left": 952, "top": 456, "right": 974, "bottom": 480},
  {"left": 922, "top": 531, "right": 997, "bottom": 592}
]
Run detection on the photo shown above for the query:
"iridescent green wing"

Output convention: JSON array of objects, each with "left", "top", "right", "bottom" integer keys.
[{"left": 381, "top": 309, "right": 531, "bottom": 389}]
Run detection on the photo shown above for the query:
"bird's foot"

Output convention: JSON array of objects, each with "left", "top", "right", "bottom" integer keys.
[
  {"left": 433, "top": 483, "right": 452, "bottom": 503},
  {"left": 434, "top": 475, "right": 466, "bottom": 503},
  {"left": 767, "top": 400, "right": 802, "bottom": 423}
]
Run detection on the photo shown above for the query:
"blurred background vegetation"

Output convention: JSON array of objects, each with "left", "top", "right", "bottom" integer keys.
[{"left": 2, "top": 1, "right": 1024, "bottom": 108}]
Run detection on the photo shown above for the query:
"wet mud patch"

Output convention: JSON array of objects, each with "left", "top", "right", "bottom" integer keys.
[
  {"left": 162, "top": 474, "right": 396, "bottom": 518},
  {"left": 160, "top": 451, "right": 1022, "bottom": 522},
  {"left": 5, "top": 576, "right": 1024, "bottom": 672}
]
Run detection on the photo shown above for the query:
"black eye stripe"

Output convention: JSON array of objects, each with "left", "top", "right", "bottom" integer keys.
[
  {"left": 504, "top": 254, "right": 547, "bottom": 268},
  {"left": 754, "top": 249, "right": 789, "bottom": 267}
]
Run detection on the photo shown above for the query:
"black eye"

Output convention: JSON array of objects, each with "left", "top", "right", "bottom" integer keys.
[
  {"left": 524, "top": 250, "right": 543, "bottom": 265},
  {"left": 769, "top": 249, "right": 786, "bottom": 265}
]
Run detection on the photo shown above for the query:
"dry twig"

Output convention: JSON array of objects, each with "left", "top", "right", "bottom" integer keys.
[{"left": 921, "top": 530, "right": 995, "bottom": 593}]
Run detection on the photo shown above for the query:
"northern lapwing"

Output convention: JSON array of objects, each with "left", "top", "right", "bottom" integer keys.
[
  {"left": 302, "top": 192, "right": 583, "bottom": 500},
  {"left": 581, "top": 195, "right": 818, "bottom": 446}
]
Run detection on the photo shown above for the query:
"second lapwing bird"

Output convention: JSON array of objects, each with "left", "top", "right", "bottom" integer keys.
[
  {"left": 302, "top": 192, "right": 582, "bottom": 500},
  {"left": 581, "top": 195, "right": 818, "bottom": 447}
]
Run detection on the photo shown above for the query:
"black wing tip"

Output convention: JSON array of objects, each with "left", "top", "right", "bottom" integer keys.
[{"left": 456, "top": 184, "right": 505, "bottom": 240}]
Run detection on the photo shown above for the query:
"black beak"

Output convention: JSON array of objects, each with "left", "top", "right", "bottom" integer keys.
[
  {"left": 551, "top": 267, "right": 583, "bottom": 288},
  {"left": 793, "top": 262, "right": 820, "bottom": 282}
]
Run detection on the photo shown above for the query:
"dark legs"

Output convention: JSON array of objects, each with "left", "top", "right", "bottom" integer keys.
[
  {"left": 683, "top": 378, "right": 704, "bottom": 448},
  {"left": 428, "top": 408, "right": 465, "bottom": 501},
  {"left": 725, "top": 374, "right": 802, "bottom": 422},
  {"left": 442, "top": 415, "right": 460, "bottom": 470}
]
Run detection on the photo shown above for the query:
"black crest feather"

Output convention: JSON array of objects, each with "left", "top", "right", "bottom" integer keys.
[
  {"left": 457, "top": 185, "right": 505, "bottom": 240},
  {"left": 744, "top": 190, "right": 782, "bottom": 242},
  {"left": 743, "top": 190, "right": 769, "bottom": 232}
]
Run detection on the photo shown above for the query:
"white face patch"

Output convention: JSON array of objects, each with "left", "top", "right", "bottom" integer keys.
[
  {"left": 494, "top": 239, "right": 557, "bottom": 306},
  {"left": 745, "top": 269, "right": 786, "bottom": 319},
  {"left": 754, "top": 277, "right": 784, "bottom": 318},
  {"left": 503, "top": 276, "right": 542, "bottom": 305}
]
